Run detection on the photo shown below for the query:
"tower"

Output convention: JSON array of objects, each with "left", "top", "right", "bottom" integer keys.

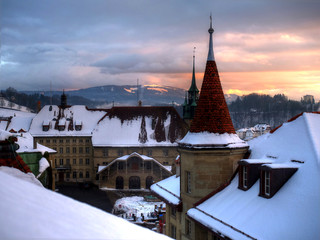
[
  {"left": 183, "top": 48, "right": 199, "bottom": 126},
  {"left": 178, "top": 16, "right": 248, "bottom": 239},
  {"left": 60, "top": 90, "right": 67, "bottom": 109}
]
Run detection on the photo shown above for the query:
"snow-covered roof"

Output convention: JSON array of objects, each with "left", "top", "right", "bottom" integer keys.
[
  {"left": 92, "top": 106, "right": 187, "bottom": 147},
  {"left": 0, "top": 129, "right": 13, "bottom": 141},
  {"left": 0, "top": 108, "right": 35, "bottom": 132},
  {"left": 29, "top": 105, "right": 107, "bottom": 137},
  {"left": 98, "top": 152, "right": 171, "bottom": 174},
  {"left": 179, "top": 131, "right": 248, "bottom": 149},
  {"left": 0, "top": 167, "right": 172, "bottom": 240},
  {"left": 187, "top": 112, "right": 320, "bottom": 240},
  {"left": 14, "top": 132, "right": 56, "bottom": 154},
  {"left": 151, "top": 175, "right": 180, "bottom": 206}
]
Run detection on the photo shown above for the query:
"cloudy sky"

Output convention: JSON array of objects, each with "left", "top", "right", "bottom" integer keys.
[{"left": 1, "top": 0, "right": 320, "bottom": 100}]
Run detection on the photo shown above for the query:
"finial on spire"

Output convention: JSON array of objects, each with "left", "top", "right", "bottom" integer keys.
[{"left": 207, "top": 14, "right": 215, "bottom": 61}]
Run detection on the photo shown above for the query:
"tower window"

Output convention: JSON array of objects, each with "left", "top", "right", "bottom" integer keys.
[
  {"left": 186, "top": 171, "right": 191, "bottom": 193},
  {"left": 186, "top": 219, "right": 192, "bottom": 236}
]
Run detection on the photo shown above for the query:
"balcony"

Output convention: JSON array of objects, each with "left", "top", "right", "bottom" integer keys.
[{"left": 55, "top": 164, "right": 71, "bottom": 170}]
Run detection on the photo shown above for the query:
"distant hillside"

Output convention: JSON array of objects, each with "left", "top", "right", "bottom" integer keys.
[
  {"left": 21, "top": 85, "right": 238, "bottom": 106},
  {"left": 0, "top": 97, "right": 33, "bottom": 113}
]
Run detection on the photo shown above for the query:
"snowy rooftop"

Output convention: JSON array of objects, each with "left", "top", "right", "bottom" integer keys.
[
  {"left": 16, "top": 132, "right": 56, "bottom": 154},
  {"left": 92, "top": 106, "right": 187, "bottom": 147},
  {"left": 29, "top": 105, "right": 107, "bottom": 136},
  {"left": 0, "top": 108, "right": 35, "bottom": 132},
  {"left": 187, "top": 112, "right": 320, "bottom": 240},
  {"left": 179, "top": 131, "right": 248, "bottom": 149},
  {"left": 0, "top": 167, "right": 172, "bottom": 240},
  {"left": 151, "top": 175, "right": 180, "bottom": 206}
]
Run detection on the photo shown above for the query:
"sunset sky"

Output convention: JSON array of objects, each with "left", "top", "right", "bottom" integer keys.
[{"left": 1, "top": 0, "right": 320, "bottom": 100}]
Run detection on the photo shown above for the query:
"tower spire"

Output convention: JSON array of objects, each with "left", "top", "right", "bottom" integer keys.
[
  {"left": 183, "top": 48, "right": 199, "bottom": 123},
  {"left": 207, "top": 14, "right": 215, "bottom": 61},
  {"left": 189, "top": 15, "right": 235, "bottom": 134},
  {"left": 189, "top": 47, "right": 198, "bottom": 93}
]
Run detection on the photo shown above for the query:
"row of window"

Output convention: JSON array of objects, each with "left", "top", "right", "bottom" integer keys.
[
  {"left": 102, "top": 149, "right": 169, "bottom": 157},
  {"left": 39, "top": 138, "right": 90, "bottom": 144},
  {"left": 55, "top": 158, "right": 90, "bottom": 166},
  {"left": 65, "top": 171, "right": 90, "bottom": 179},
  {"left": 53, "top": 146, "right": 91, "bottom": 154}
]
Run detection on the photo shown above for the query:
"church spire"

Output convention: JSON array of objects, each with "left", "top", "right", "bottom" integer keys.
[
  {"left": 189, "top": 15, "right": 235, "bottom": 134},
  {"left": 207, "top": 14, "right": 215, "bottom": 61},
  {"left": 183, "top": 48, "right": 199, "bottom": 122},
  {"left": 189, "top": 47, "right": 197, "bottom": 92}
]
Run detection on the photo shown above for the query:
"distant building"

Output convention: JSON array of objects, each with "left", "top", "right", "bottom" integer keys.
[
  {"left": 302, "top": 94, "right": 315, "bottom": 104},
  {"left": 29, "top": 95, "right": 107, "bottom": 184},
  {"left": 236, "top": 123, "right": 271, "bottom": 141},
  {"left": 92, "top": 106, "right": 188, "bottom": 188},
  {"left": 97, "top": 152, "right": 172, "bottom": 190},
  {"left": 27, "top": 93, "right": 188, "bottom": 187}
]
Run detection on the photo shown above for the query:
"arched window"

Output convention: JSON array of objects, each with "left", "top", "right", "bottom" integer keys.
[
  {"left": 146, "top": 176, "right": 154, "bottom": 189},
  {"left": 129, "top": 176, "right": 141, "bottom": 189},
  {"left": 116, "top": 176, "right": 124, "bottom": 189}
]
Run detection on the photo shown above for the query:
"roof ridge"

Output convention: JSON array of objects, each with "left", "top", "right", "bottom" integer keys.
[{"left": 302, "top": 113, "right": 320, "bottom": 168}]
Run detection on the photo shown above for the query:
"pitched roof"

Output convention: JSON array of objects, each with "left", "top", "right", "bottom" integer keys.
[
  {"left": 189, "top": 19, "right": 235, "bottom": 134},
  {"left": 0, "top": 167, "right": 172, "bottom": 240},
  {"left": 29, "top": 105, "right": 107, "bottom": 137},
  {"left": 189, "top": 60, "right": 235, "bottom": 134},
  {"left": 93, "top": 106, "right": 188, "bottom": 147},
  {"left": 187, "top": 112, "right": 320, "bottom": 240},
  {"left": 151, "top": 175, "right": 181, "bottom": 206},
  {"left": 98, "top": 152, "right": 172, "bottom": 174}
]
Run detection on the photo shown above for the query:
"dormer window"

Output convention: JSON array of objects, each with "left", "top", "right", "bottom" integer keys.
[
  {"left": 242, "top": 166, "right": 248, "bottom": 188},
  {"left": 58, "top": 119, "right": 66, "bottom": 131},
  {"left": 264, "top": 171, "right": 270, "bottom": 196},
  {"left": 75, "top": 121, "right": 82, "bottom": 131},
  {"left": 259, "top": 164, "right": 298, "bottom": 198},
  {"left": 42, "top": 120, "right": 50, "bottom": 132},
  {"left": 238, "top": 159, "right": 274, "bottom": 191}
]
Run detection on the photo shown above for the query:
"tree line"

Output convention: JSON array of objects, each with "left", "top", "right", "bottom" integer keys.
[
  {"left": 228, "top": 93, "right": 318, "bottom": 113},
  {"left": 0, "top": 87, "right": 99, "bottom": 112}
]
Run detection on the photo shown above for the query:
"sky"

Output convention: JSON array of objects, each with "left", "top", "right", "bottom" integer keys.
[{"left": 1, "top": 0, "right": 320, "bottom": 100}]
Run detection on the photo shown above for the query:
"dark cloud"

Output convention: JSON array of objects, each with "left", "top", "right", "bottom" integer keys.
[{"left": 1, "top": 0, "right": 320, "bottom": 94}]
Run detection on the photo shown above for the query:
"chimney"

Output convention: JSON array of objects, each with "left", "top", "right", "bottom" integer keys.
[{"left": 175, "top": 155, "right": 181, "bottom": 177}]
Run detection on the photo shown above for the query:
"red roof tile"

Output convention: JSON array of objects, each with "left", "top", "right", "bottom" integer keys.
[{"left": 190, "top": 61, "right": 235, "bottom": 134}]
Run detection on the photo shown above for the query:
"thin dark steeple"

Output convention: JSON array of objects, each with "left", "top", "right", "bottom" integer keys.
[{"left": 183, "top": 48, "right": 199, "bottom": 121}]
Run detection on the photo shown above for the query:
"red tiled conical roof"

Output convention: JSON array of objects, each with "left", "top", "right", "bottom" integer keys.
[{"left": 189, "top": 20, "right": 235, "bottom": 134}]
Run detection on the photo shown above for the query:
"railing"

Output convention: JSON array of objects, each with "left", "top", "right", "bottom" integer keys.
[{"left": 55, "top": 164, "right": 71, "bottom": 170}]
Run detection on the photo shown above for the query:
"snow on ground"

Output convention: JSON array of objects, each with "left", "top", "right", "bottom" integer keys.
[
  {"left": 113, "top": 196, "right": 165, "bottom": 221},
  {"left": 0, "top": 166, "right": 43, "bottom": 187},
  {"left": 0, "top": 168, "right": 172, "bottom": 239}
]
